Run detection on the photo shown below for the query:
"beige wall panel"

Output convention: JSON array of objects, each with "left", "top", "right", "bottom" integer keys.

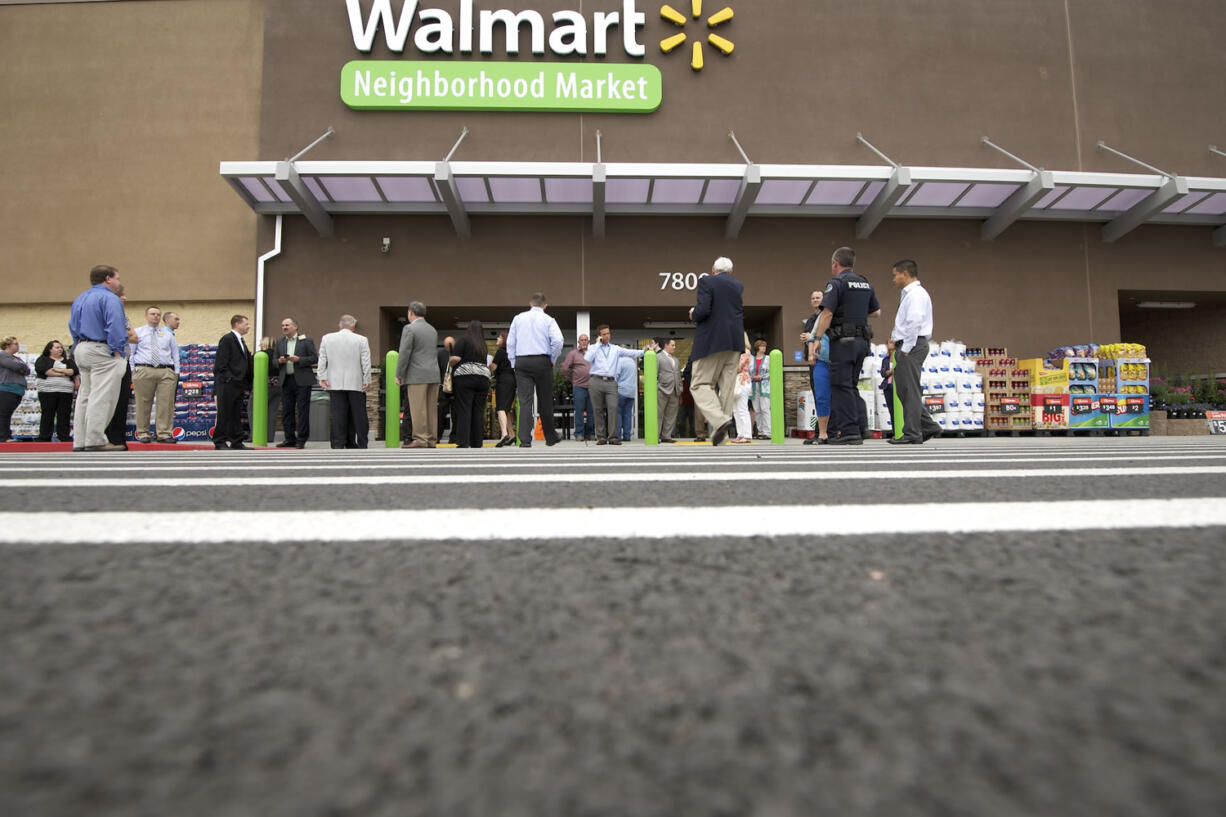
[
  {"left": 0, "top": 301, "right": 254, "bottom": 352},
  {"left": 1122, "top": 304, "right": 1226, "bottom": 378},
  {"left": 0, "top": 0, "right": 263, "bottom": 303}
]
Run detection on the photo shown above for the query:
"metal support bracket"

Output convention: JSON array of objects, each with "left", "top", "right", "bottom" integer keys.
[
  {"left": 592, "top": 162, "right": 607, "bottom": 237},
  {"left": 856, "top": 165, "right": 910, "bottom": 238},
  {"left": 434, "top": 162, "right": 470, "bottom": 238},
  {"left": 1102, "top": 175, "right": 1188, "bottom": 243},
  {"left": 725, "top": 163, "right": 761, "bottom": 238},
  {"left": 981, "top": 170, "right": 1053, "bottom": 240},
  {"left": 274, "top": 161, "right": 333, "bottom": 237}
]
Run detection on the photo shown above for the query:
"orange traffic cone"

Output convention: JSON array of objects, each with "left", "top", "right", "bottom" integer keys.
[{"left": 534, "top": 416, "right": 545, "bottom": 440}]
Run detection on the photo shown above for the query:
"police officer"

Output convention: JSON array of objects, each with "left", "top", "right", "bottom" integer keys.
[{"left": 813, "top": 246, "right": 881, "bottom": 445}]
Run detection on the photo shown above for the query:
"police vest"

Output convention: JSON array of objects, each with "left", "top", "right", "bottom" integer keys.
[{"left": 829, "top": 272, "right": 874, "bottom": 340}]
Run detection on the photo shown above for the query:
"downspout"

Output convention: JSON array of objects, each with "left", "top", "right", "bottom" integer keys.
[{"left": 255, "top": 214, "right": 283, "bottom": 343}]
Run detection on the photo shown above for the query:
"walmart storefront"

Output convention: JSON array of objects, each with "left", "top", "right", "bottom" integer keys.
[{"left": 4, "top": 0, "right": 1225, "bottom": 384}]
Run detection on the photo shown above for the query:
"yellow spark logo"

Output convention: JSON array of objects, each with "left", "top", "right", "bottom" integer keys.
[{"left": 659, "top": 2, "right": 734, "bottom": 72}]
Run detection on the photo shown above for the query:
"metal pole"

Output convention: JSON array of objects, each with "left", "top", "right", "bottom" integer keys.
[
  {"left": 1096, "top": 141, "right": 1171, "bottom": 177},
  {"left": 595, "top": 129, "right": 602, "bottom": 163},
  {"left": 856, "top": 133, "right": 898, "bottom": 168},
  {"left": 769, "top": 349, "right": 784, "bottom": 444},
  {"left": 444, "top": 127, "right": 470, "bottom": 162},
  {"left": 729, "top": 131, "right": 752, "bottom": 165},
  {"left": 981, "top": 136, "right": 1041, "bottom": 172},
  {"left": 251, "top": 351, "right": 269, "bottom": 446},
  {"left": 644, "top": 350, "right": 659, "bottom": 445},
  {"left": 384, "top": 351, "right": 400, "bottom": 447},
  {"left": 1210, "top": 145, "right": 1226, "bottom": 160},
  {"left": 287, "top": 127, "right": 335, "bottom": 163}
]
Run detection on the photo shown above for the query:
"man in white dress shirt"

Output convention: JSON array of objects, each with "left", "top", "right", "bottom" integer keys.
[
  {"left": 506, "top": 292, "right": 563, "bottom": 447},
  {"left": 317, "top": 314, "right": 372, "bottom": 449},
  {"left": 129, "top": 306, "right": 180, "bottom": 443},
  {"left": 888, "top": 259, "right": 942, "bottom": 445}
]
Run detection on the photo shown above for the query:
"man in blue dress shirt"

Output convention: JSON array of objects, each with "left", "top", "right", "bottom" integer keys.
[
  {"left": 68, "top": 265, "right": 128, "bottom": 451},
  {"left": 583, "top": 325, "right": 646, "bottom": 446}
]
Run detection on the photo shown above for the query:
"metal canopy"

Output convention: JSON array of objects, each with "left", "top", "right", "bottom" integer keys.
[{"left": 220, "top": 160, "right": 1226, "bottom": 243}]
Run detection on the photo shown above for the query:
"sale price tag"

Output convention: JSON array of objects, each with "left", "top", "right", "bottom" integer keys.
[{"left": 1207, "top": 411, "right": 1226, "bottom": 435}]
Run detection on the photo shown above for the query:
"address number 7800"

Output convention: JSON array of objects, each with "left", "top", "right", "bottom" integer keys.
[{"left": 658, "top": 272, "right": 709, "bottom": 291}]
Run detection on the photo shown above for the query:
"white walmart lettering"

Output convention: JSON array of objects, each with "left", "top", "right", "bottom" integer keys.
[{"left": 346, "top": 0, "right": 644, "bottom": 57}]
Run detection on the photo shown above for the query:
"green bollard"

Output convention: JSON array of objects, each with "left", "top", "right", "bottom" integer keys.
[
  {"left": 770, "top": 349, "right": 784, "bottom": 444},
  {"left": 385, "top": 351, "right": 400, "bottom": 448},
  {"left": 891, "top": 351, "right": 904, "bottom": 439},
  {"left": 643, "top": 350, "right": 658, "bottom": 446},
  {"left": 252, "top": 351, "right": 269, "bottom": 447}
]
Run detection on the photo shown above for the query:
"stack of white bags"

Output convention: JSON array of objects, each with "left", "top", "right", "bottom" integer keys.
[{"left": 861, "top": 341, "right": 985, "bottom": 434}]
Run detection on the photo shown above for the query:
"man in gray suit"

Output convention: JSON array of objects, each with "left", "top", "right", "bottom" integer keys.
[
  {"left": 656, "top": 338, "right": 683, "bottom": 443},
  {"left": 317, "top": 314, "right": 372, "bottom": 449},
  {"left": 395, "top": 301, "right": 440, "bottom": 449}
]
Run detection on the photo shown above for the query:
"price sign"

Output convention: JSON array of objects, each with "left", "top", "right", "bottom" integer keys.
[
  {"left": 181, "top": 380, "right": 203, "bottom": 398},
  {"left": 1043, "top": 396, "right": 1065, "bottom": 410},
  {"left": 924, "top": 396, "right": 946, "bottom": 414},
  {"left": 1208, "top": 411, "right": 1226, "bottom": 435},
  {"left": 1124, "top": 397, "right": 1146, "bottom": 415},
  {"left": 1099, "top": 396, "right": 1118, "bottom": 414},
  {"left": 1071, "top": 397, "right": 1094, "bottom": 415},
  {"left": 999, "top": 397, "right": 1021, "bottom": 415}
]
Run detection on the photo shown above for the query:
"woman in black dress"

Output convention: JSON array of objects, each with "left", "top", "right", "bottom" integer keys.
[
  {"left": 448, "top": 320, "right": 492, "bottom": 448},
  {"left": 489, "top": 330, "right": 517, "bottom": 447}
]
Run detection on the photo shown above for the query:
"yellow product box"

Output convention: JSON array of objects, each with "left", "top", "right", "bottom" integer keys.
[{"left": 1019, "top": 358, "right": 1068, "bottom": 389}]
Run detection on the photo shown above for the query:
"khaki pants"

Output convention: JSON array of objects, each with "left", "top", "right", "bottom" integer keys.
[
  {"left": 408, "top": 383, "right": 439, "bottom": 445},
  {"left": 73, "top": 342, "right": 126, "bottom": 448},
  {"left": 132, "top": 366, "right": 178, "bottom": 440},
  {"left": 690, "top": 349, "right": 739, "bottom": 432},
  {"left": 658, "top": 390, "right": 679, "bottom": 440}
]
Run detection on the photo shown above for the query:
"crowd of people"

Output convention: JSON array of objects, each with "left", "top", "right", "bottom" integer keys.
[{"left": 3, "top": 249, "right": 940, "bottom": 449}]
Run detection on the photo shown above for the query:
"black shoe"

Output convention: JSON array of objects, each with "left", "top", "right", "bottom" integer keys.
[
  {"left": 660, "top": 438, "right": 676, "bottom": 443},
  {"left": 136, "top": 437, "right": 152, "bottom": 444},
  {"left": 157, "top": 438, "right": 177, "bottom": 444},
  {"left": 887, "top": 437, "right": 921, "bottom": 445},
  {"left": 545, "top": 438, "right": 559, "bottom": 447},
  {"left": 214, "top": 442, "right": 229, "bottom": 450},
  {"left": 231, "top": 442, "right": 248, "bottom": 450},
  {"left": 596, "top": 439, "right": 607, "bottom": 445},
  {"left": 803, "top": 437, "right": 817, "bottom": 445},
  {"left": 518, "top": 442, "right": 531, "bottom": 448},
  {"left": 818, "top": 437, "right": 829, "bottom": 445},
  {"left": 827, "top": 435, "right": 863, "bottom": 445},
  {"left": 608, "top": 439, "right": 621, "bottom": 445},
  {"left": 295, "top": 443, "right": 307, "bottom": 449},
  {"left": 276, "top": 440, "right": 297, "bottom": 448},
  {"left": 922, "top": 430, "right": 940, "bottom": 442},
  {"left": 711, "top": 419, "right": 735, "bottom": 446}
]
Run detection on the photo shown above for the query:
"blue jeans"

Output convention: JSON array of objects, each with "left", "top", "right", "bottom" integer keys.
[
  {"left": 573, "top": 385, "right": 595, "bottom": 439},
  {"left": 617, "top": 395, "right": 634, "bottom": 440}
]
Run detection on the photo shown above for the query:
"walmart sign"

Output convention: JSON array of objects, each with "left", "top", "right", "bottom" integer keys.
[{"left": 342, "top": 0, "right": 661, "bottom": 113}]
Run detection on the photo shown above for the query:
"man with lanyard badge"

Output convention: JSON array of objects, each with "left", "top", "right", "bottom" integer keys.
[{"left": 813, "top": 247, "right": 880, "bottom": 445}]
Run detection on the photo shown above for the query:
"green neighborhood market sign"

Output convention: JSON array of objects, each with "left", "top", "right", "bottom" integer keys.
[
  {"left": 342, "top": 61, "right": 660, "bottom": 112},
  {"left": 340, "top": 0, "right": 732, "bottom": 113}
]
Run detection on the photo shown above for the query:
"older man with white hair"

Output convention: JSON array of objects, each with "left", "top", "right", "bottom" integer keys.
[
  {"left": 688, "top": 256, "right": 745, "bottom": 446},
  {"left": 317, "top": 314, "right": 372, "bottom": 449}
]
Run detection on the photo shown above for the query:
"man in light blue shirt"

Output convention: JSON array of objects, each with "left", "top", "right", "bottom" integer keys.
[
  {"left": 129, "top": 305, "right": 180, "bottom": 443},
  {"left": 583, "top": 324, "right": 645, "bottom": 445},
  {"left": 616, "top": 354, "right": 638, "bottom": 441},
  {"left": 506, "top": 292, "right": 564, "bottom": 447},
  {"left": 68, "top": 264, "right": 128, "bottom": 451}
]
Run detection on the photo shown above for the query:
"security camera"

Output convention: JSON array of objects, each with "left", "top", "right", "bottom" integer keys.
[{"left": 381, "top": 237, "right": 391, "bottom": 253}]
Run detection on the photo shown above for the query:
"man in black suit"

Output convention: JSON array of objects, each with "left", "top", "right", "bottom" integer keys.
[
  {"left": 436, "top": 336, "right": 456, "bottom": 445},
  {"left": 213, "top": 314, "right": 253, "bottom": 450},
  {"left": 272, "top": 317, "right": 318, "bottom": 448},
  {"left": 689, "top": 256, "right": 745, "bottom": 446}
]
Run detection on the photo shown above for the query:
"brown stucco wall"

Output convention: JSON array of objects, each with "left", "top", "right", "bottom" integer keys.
[{"left": 0, "top": 0, "right": 264, "bottom": 303}]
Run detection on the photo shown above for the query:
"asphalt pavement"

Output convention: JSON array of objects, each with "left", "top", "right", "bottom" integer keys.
[{"left": 2, "top": 436, "right": 1225, "bottom": 817}]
